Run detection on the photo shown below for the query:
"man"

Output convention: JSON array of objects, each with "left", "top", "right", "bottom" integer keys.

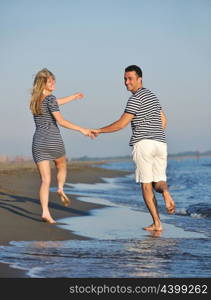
[{"left": 92, "top": 65, "right": 175, "bottom": 231}]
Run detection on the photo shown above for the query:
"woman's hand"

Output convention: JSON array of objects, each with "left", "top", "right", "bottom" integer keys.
[{"left": 73, "top": 93, "right": 84, "bottom": 100}]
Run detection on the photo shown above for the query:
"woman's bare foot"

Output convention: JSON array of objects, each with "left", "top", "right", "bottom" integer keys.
[
  {"left": 41, "top": 215, "right": 56, "bottom": 224},
  {"left": 143, "top": 224, "right": 163, "bottom": 231},
  {"left": 57, "top": 189, "right": 71, "bottom": 207},
  {"left": 163, "top": 192, "right": 175, "bottom": 214}
]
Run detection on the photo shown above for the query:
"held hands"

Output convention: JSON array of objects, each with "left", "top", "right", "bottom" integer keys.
[
  {"left": 80, "top": 128, "right": 96, "bottom": 139},
  {"left": 90, "top": 129, "right": 101, "bottom": 137},
  {"left": 80, "top": 128, "right": 101, "bottom": 139}
]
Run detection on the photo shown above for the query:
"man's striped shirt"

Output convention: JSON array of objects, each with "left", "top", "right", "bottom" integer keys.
[{"left": 124, "top": 87, "right": 166, "bottom": 146}]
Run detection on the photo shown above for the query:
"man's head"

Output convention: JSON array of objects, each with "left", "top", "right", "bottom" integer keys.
[{"left": 124, "top": 65, "right": 142, "bottom": 93}]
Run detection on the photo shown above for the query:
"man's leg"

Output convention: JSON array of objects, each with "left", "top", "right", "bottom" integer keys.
[
  {"left": 153, "top": 181, "right": 175, "bottom": 214},
  {"left": 141, "top": 183, "right": 162, "bottom": 231},
  {"left": 153, "top": 142, "right": 175, "bottom": 214},
  {"left": 133, "top": 140, "right": 163, "bottom": 231}
]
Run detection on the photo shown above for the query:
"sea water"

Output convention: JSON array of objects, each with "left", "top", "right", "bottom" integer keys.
[{"left": 0, "top": 157, "right": 210, "bottom": 278}]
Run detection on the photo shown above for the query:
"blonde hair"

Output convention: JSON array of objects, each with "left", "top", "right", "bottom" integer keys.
[{"left": 30, "top": 68, "right": 55, "bottom": 115}]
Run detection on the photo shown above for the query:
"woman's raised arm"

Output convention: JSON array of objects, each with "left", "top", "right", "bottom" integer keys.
[{"left": 56, "top": 93, "right": 84, "bottom": 105}]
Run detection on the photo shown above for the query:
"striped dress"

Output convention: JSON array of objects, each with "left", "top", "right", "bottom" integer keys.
[
  {"left": 124, "top": 87, "right": 166, "bottom": 146},
  {"left": 32, "top": 95, "right": 65, "bottom": 163}
]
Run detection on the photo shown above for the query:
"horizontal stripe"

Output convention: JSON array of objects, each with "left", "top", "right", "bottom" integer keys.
[
  {"left": 32, "top": 95, "right": 66, "bottom": 163},
  {"left": 124, "top": 88, "right": 166, "bottom": 146}
]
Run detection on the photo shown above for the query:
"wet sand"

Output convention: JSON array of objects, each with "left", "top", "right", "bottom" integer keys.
[{"left": 0, "top": 160, "right": 130, "bottom": 277}]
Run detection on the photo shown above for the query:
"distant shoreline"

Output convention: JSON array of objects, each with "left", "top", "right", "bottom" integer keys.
[
  {"left": 72, "top": 151, "right": 211, "bottom": 161},
  {"left": 168, "top": 154, "right": 211, "bottom": 160},
  {"left": 0, "top": 152, "right": 210, "bottom": 166}
]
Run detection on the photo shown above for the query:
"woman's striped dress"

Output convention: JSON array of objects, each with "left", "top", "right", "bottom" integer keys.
[{"left": 32, "top": 95, "right": 65, "bottom": 163}]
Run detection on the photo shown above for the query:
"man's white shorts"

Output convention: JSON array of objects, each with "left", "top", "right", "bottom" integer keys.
[{"left": 132, "top": 139, "right": 167, "bottom": 183}]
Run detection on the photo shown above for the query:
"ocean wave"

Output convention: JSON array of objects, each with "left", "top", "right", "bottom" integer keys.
[
  {"left": 202, "top": 163, "right": 211, "bottom": 167},
  {"left": 176, "top": 203, "right": 211, "bottom": 219}
]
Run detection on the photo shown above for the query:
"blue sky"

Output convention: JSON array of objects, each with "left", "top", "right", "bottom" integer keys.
[{"left": 0, "top": 0, "right": 210, "bottom": 158}]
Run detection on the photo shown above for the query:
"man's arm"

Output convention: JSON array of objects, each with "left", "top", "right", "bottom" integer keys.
[
  {"left": 160, "top": 110, "right": 167, "bottom": 129},
  {"left": 92, "top": 112, "right": 134, "bottom": 134}
]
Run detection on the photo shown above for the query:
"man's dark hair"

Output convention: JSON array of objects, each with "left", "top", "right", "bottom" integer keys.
[{"left": 125, "top": 65, "right": 142, "bottom": 77}]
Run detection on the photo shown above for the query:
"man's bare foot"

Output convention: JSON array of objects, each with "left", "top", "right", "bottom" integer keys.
[
  {"left": 57, "top": 189, "right": 71, "bottom": 207},
  {"left": 143, "top": 224, "right": 163, "bottom": 231},
  {"left": 150, "top": 230, "right": 162, "bottom": 237},
  {"left": 163, "top": 192, "right": 175, "bottom": 214},
  {"left": 41, "top": 216, "right": 56, "bottom": 224}
]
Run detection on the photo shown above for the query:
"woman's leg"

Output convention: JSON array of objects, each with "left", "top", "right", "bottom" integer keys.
[
  {"left": 54, "top": 156, "right": 70, "bottom": 206},
  {"left": 36, "top": 160, "right": 56, "bottom": 223}
]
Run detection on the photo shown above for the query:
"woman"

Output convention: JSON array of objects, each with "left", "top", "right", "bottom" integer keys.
[{"left": 30, "top": 68, "right": 93, "bottom": 224}]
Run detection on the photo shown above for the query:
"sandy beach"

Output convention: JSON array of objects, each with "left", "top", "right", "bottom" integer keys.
[{"left": 0, "top": 160, "right": 130, "bottom": 277}]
